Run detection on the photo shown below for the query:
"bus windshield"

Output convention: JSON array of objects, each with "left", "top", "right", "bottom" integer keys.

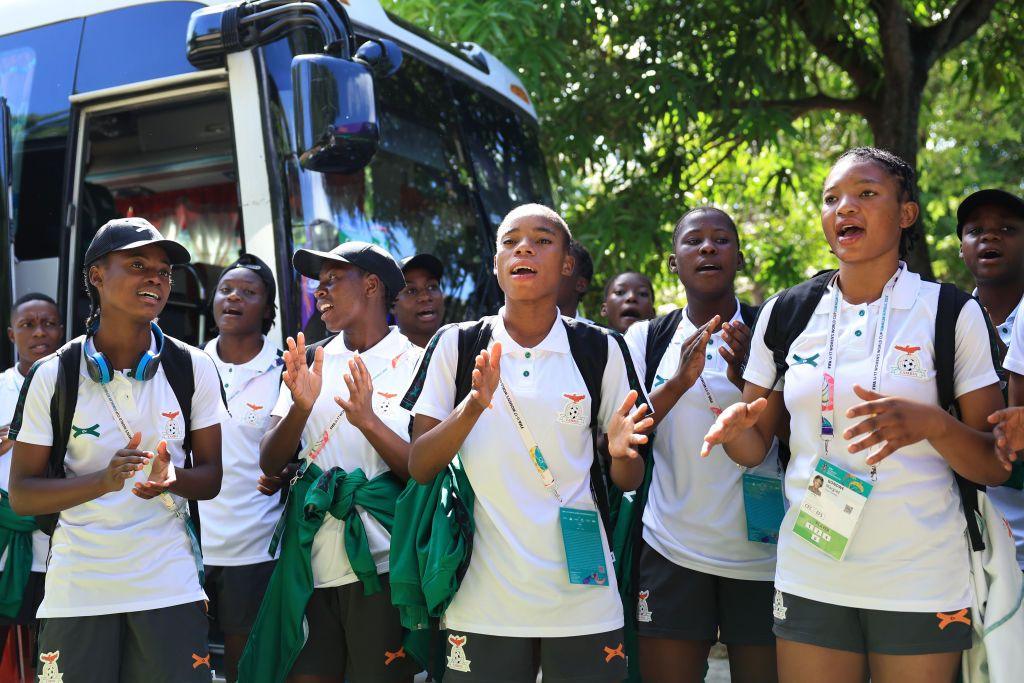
[{"left": 261, "top": 33, "right": 551, "bottom": 336}]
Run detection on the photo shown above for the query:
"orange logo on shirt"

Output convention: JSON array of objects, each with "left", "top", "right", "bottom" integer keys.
[
  {"left": 603, "top": 643, "right": 625, "bottom": 662},
  {"left": 384, "top": 647, "right": 406, "bottom": 666},
  {"left": 246, "top": 403, "right": 263, "bottom": 411},
  {"left": 391, "top": 351, "right": 408, "bottom": 368},
  {"left": 894, "top": 345, "right": 921, "bottom": 354},
  {"left": 377, "top": 392, "right": 397, "bottom": 400},
  {"left": 563, "top": 393, "right": 585, "bottom": 403},
  {"left": 936, "top": 609, "right": 971, "bottom": 630},
  {"left": 161, "top": 411, "right": 180, "bottom": 420},
  {"left": 192, "top": 653, "right": 211, "bottom": 669}
]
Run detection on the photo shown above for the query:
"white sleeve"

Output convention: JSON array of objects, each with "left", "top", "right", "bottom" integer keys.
[
  {"left": 623, "top": 320, "right": 649, "bottom": 389},
  {"left": 953, "top": 298, "right": 1001, "bottom": 399},
  {"left": 189, "top": 350, "right": 230, "bottom": 431},
  {"left": 270, "top": 379, "right": 293, "bottom": 418},
  {"left": 742, "top": 296, "right": 781, "bottom": 391},
  {"left": 9, "top": 360, "right": 57, "bottom": 447},
  {"left": 598, "top": 335, "right": 647, "bottom": 431},
  {"left": 411, "top": 327, "right": 459, "bottom": 422},
  {"left": 1003, "top": 305, "right": 1024, "bottom": 376}
]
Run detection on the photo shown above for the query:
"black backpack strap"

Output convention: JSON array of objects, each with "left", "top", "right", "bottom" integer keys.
[
  {"left": 303, "top": 334, "right": 337, "bottom": 367},
  {"left": 643, "top": 309, "right": 684, "bottom": 391},
  {"left": 738, "top": 302, "right": 759, "bottom": 328},
  {"left": 762, "top": 270, "right": 835, "bottom": 388},
  {"left": 934, "top": 283, "right": 1000, "bottom": 553},
  {"left": 161, "top": 337, "right": 205, "bottom": 546},
  {"left": 454, "top": 320, "right": 494, "bottom": 407}
]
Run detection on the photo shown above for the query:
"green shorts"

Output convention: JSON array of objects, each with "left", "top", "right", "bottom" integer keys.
[{"left": 772, "top": 590, "right": 973, "bottom": 655}]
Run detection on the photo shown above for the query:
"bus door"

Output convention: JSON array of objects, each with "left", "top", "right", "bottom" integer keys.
[{"left": 65, "top": 78, "right": 243, "bottom": 346}]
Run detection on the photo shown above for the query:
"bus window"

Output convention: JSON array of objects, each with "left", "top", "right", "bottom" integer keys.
[
  {"left": 261, "top": 33, "right": 496, "bottom": 340},
  {"left": 71, "top": 91, "right": 242, "bottom": 344},
  {"left": 0, "top": 20, "right": 82, "bottom": 264}
]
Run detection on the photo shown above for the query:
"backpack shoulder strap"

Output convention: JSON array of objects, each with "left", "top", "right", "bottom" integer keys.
[
  {"left": 304, "top": 334, "right": 337, "bottom": 366},
  {"left": 643, "top": 309, "right": 684, "bottom": 391},
  {"left": 762, "top": 270, "right": 835, "bottom": 388},
  {"left": 454, "top": 319, "right": 495, "bottom": 407},
  {"left": 934, "top": 283, "right": 1000, "bottom": 553},
  {"left": 738, "top": 302, "right": 759, "bottom": 328}
]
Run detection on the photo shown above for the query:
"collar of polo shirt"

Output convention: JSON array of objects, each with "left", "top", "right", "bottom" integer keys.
[
  {"left": 812, "top": 262, "right": 920, "bottom": 316},
  {"left": 490, "top": 306, "right": 571, "bottom": 356}
]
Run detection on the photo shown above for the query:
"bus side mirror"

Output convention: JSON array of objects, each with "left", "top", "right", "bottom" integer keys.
[
  {"left": 292, "top": 55, "right": 379, "bottom": 174},
  {"left": 0, "top": 98, "right": 14, "bottom": 366}
]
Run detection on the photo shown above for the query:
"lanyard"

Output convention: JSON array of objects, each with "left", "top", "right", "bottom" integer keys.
[
  {"left": 291, "top": 351, "right": 404, "bottom": 484},
  {"left": 498, "top": 379, "right": 565, "bottom": 505},
  {"left": 697, "top": 377, "right": 722, "bottom": 417},
  {"left": 820, "top": 267, "right": 901, "bottom": 480}
]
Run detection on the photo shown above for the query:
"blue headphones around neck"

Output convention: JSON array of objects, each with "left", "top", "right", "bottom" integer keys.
[{"left": 84, "top": 321, "right": 165, "bottom": 384}]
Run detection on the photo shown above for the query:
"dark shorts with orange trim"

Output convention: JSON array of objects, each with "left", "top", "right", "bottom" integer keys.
[
  {"left": 289, "top": 573, "right": 421, "bottom": 681},
  {"left": 772, "top": 590, "right": 973, "bottom": 655},
  {"left": 441, "top": 628, "right": 627, "bottom": 683}
]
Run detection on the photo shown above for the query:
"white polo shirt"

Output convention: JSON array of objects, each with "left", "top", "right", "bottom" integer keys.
[
  {"left": 412, "top": 311, "right": 639, "bottom": 638},
  {"left": 12, "top": 334, "right": 228, "bottom": 618},
  {"left": 200, "top": 337, "right": 284, "bottom": 566},
  {"left": 743, "top": 270, "right": 998, "bottom": 612},
  {"left": 271, "top": 327, "right": 420, "bottom": 589},
  {"left": 625, "top": 304, "right": 780, "bottom": 582},
  {"left": 993, "top": 294, "right": 1024, "bottom": 568},
  {"left": 0, "top": 366, "right": 50, "bottom": 572}
]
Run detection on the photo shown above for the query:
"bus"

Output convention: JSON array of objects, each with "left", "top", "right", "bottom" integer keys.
[{"left": 0, "top": 0, "right": 552, "bottom": 364}]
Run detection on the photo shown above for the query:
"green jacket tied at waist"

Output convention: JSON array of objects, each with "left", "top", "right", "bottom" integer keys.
[
  {"left": 237, "top": 462, "right": 403, "bottom": 683},
  {"left": 0, "top": 490, "right": 37, "bottom": 619}
]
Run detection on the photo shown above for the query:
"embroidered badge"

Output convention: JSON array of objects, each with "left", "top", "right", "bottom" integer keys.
[
  {"left": 773, "top": 590, "right": 787, "bottom": 620},
  {"left": 160, "top": 411, "right": 183, "bottom": 440},
  {"left": 792, "top": 353, "right": 819, "bottom": 368},
  {"left": 243, "top": 403, "right": 264, "bottom": 427},
  {"left": 636, "top": 590, "right": 653, "bottom": 623},
  {"left": 71, "top": 423, "right": 100, "bottom": 439},
  {"left": 384, "top": 647, "right": 406, "bottom": 666},
  {"left": 446, "top": 634, "right": 472, "bottom": 673},
  {"left": 890, "top": 344, "right": 928, "bottom": 380},
  {"left": 557, "top": 393, "right": 587, "bottom": 425},
  {"left": 374, "top": 391, "right": 398, "bottom": 417},
  {"left": 38, "top": 651, "right": 63, "bottom": 682}
]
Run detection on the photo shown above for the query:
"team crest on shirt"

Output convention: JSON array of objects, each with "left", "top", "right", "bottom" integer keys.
[
  {"left": 160, "top": 411, "right": 184, "bottom": 440},
  {"left": 374, "top": 391, "right": 398, "bottom": 417},
  {"left": 38, "top": 651, "right": 63, "bottom": 682},
  {"left": 773, "top": 590, "right": 787, "bottom": 620},
  {"left": 637, "top": 590, "right": 653, "bottom": 622},
  {"left": 557, "top": 393, "right": 587, "bottom": 425},
  {"left": 243, "top": 403, "right": 264, "bottom": 427},
  {"left": 446, "top": 634, "right": 472, "bottom": 672},
  {"left": 890, "top": 344, "right": 928, "bottom": 380}
]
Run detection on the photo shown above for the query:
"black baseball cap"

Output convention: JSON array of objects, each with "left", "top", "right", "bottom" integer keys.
[
  {"left": 83, "top": 217, "right": 191, "bottom": 266},
  {"left": 956, "top": 189, "right": 1024, "bottom": 239},
  {"left": 293, "top": 241, "right": 405, "bottom": 294},
  {"left": 400, "top": 253, "right": 444, "bottom": 281},
  {"left": 222, "top": 253, "right": 276, "bottom": 296}
]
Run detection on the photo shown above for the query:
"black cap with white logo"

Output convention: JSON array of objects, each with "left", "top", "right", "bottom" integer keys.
[
  {"left": 223, "top": 253, "right": 277, "bottom": 296},
  {"left": 83, "top": 217, "right": 191, "bottom": 267},
  {"left": 293, "top": 241, "right": 405, "bottom": 294}
]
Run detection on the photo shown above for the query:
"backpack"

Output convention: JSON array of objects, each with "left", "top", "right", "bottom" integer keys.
[
  {"left": 401, "top": 316, "right": 647, "bottom": 542},
  {"left": 10, "top": 336, "right": 207, "bottom": 539},
  {"left": 759, "top": 270, "right": 1002, "bottom": 551}
]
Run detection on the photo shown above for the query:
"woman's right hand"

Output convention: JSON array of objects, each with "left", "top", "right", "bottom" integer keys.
[
  {"left": 701, "top": 398, "right": 767, "bottom": 457},
  {"left": 282, "top": 332, "right": 323, "bottom": 412},
  {"left": 470, "top": 343, "right": 502, "bottom": 410},
  {"left": 672, "top": 316, "right": 720, "bottom": 392},
  {"left": 103, "top": 431, "right": 150, "bottom": 493}
]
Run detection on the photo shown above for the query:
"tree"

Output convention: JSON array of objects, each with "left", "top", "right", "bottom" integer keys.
[{"left": 387, "top": 0, "right": 1023, "bottom": 302}]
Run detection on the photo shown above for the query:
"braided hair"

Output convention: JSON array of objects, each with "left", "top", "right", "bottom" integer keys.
[
  {"left": 832, "top": 147, "right": 920, "bottom": 260},
  {"left": 82, "top": 259, "right": 104, "bottom": 333}
]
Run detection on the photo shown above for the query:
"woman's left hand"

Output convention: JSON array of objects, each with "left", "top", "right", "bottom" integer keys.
[
  {"left": 133, "top": 440, "right": 176, "bottom": 499},
  {"left": 843, "top": 384, "right": 946, "bottom": 465},
  {"left": 336, "top": 355, "right": 376, "bottom": 431}
]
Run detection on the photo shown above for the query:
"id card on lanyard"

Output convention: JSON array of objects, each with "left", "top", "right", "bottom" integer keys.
[
  {"left": 699, "top": 374, "right": 785, "bottom": 544},
  {"left": 792, "top": 267, "right": 899, "bottom": 560},
  {"left": 498, "top": 379, "right": 609, "bottom": 587}
]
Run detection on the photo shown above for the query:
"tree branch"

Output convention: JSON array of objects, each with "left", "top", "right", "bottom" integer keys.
[
  {"left": 787, "top": 0, "right": 883, "bottom": 93},
  {"left": 920, "top": 0, "right": 998, "bottom": 65},
  {"left": 757, "top": 94, "right": 877, "bottom": 119}
]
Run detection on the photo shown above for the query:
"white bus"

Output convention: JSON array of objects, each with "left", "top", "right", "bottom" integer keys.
[{"left": 0, "top": 0, "right": 552, "bottom": 363}]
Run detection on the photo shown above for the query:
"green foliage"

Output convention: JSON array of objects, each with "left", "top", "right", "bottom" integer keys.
[{"left": 385, "top": 0, "right": 1024, "bottom": 314}]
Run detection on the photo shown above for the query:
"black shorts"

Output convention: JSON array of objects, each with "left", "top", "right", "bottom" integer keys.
[
  {"left": 203, "top": 561, "right": 275, "bottom": 635},
  {"left": 636, "top": 540, "right": 775, "bottom": 646},
  {"left": 0, "top": 571, "right": 45, "bottom": 627},
  {"left": 289, "top": 574, "right": 420, "bottom": 682},
  {"left": 772, "top": 590, "right": 973, "bottom": 655},
  {"left": 37, "top": 601, "right": 211, "bottom": 683},
  {"left": 442, "top": 629, "right": 627, "bottom": 683}
]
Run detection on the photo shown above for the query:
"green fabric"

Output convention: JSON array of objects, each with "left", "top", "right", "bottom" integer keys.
[
  {"left": 1004, "top": 460, "right": 1024, "bottom": 490},
  {"left": 236, "top": 463, "right": 402, "bottom": 683},
  {"left": 0, "top": 490, "right": 37, "bottom": 619},
  {"left": 389, "top": 456, "right": 475, "bottom": 679}
]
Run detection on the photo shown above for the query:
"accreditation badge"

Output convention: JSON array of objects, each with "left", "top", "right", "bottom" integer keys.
[
  {"left": 792, "top": 458, "right": 872, "bottom": 561},
  {"left": 559, "top": 507, "right": 609, "bottom": 587}
]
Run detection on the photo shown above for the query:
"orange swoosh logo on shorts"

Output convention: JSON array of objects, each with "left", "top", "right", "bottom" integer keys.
[
  {"left": 603, "top": 643, "right": 625, "bottom": 662},
  {"left": 936, "top": 609, "right": 971, "bottom": 630}
]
